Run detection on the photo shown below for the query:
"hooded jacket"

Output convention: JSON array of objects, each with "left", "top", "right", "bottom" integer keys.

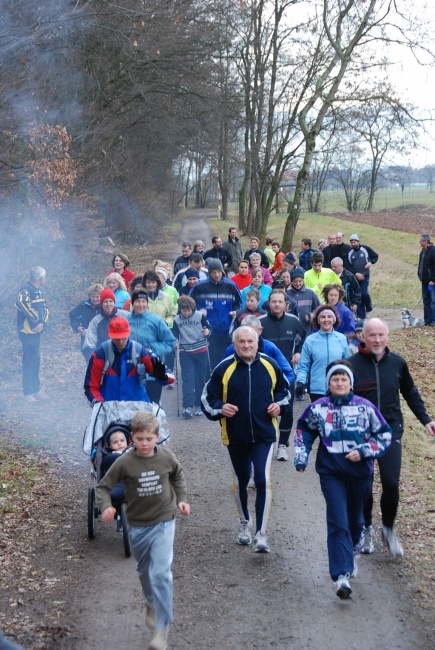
[
  {"left": 201, "top": 352, "right": 291, "bottom": 445},
  {"left": 189, "top": 277, "right": 241, "bottom": 336},
  {"left": 286, "top": 284, "right": 321, "bottom": 334},
  {"left": 349, "top": 343, "right": 432, "bottom": 439}
]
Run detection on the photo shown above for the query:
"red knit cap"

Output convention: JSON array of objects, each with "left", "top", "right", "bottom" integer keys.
[
  {"left": 108, "top": 317, "right": 131, "bottom": 339},
  {"left": 100, "top": 288, "right": 116, "bottom": 304}
]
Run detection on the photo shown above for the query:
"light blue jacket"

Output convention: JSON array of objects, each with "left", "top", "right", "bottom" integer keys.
[
  {"left": 241, "top": 283, "right": 272, "bottom": 308},
  {"left": 296, "top": 330, "right": 350, "bottom": 395},
  {"left": 126, "top": 310, "right": 176, "bottom": 361}
]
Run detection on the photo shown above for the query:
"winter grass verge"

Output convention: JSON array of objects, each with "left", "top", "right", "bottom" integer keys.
[{"left": 0, "top": 444, "right": 50, "bottom": 516}]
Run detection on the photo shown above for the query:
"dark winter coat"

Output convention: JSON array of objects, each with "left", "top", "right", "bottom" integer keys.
[
  {"left": 69, "top": 301, "right": 101, "bottom": 350},
  {"left": 203, "top": 247, "right": 233, "bottom": 269},
  {"left": 244, "top": 248, "right": 270, "bottom": 269},
  {"left": 418, "top": 244, "right": 435, "bottom": 284},
  {"left": 226, "top": 236, "right": 243, "bottom": 272},
  {"left": 338, "top": 269, "right": 362, "bottom": 308},
  {"left": 347, "top": 244, "right": 378, "bottom": 278}
]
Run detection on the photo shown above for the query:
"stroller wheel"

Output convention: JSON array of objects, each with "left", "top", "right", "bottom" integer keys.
[
  {"left": 121, "top": 503, "right": 131, "bottom": 558},
  {"left": 87, "top": 487, "right": 97, "bottom": 539}
]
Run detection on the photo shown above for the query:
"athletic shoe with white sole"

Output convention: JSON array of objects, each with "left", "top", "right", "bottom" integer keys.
[
  {"left": 335, "top": 574, "right": 352, "bottom": 599},
  {"left": 144, "top": 600, "right": 156, "bottom": 630},
  {"left": 276, "top": 444, "right": 289, "bottom": 461},
  {"left": 253, "top": 532, "right": 270, "bottom": 553},
  {"left": 182, "top": 407, "right": 192, "bottom": 419},
  {"left": 361, "top": 524, "right": 375, "bottom": 554},
  {"left": 194, "top": 409, "right": 203, "bottom": 416},
  {"left": 382, "top": 526, "right": 404, "bottom": 557},
  {"left": 247, "top": 475, "right": 256, "bottom": 489},
  {"left": 237, "top": 519, "right": 252, "bottom": 545},
  {"left": 351, "top": 553, "right": 359, "bottom": 578},
  {"left": 148, "top": 628, "right": 168, "bottom": 650}
]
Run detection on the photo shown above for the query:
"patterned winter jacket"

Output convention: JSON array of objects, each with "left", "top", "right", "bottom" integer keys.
[{"left": 294, "top": 392, "right": 392, "bottom": 478}]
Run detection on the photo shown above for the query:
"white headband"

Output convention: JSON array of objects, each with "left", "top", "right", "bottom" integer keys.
[
  {"left": 318, "top": 308, "right": 336, "bottom": 324},
  {"left": 326, "top": 364, "right": 354, "bottom": 388}
]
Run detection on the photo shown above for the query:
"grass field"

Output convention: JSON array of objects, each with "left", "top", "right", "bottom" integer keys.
[{"left": 207, "top": 211, "right": 423, "bottom": 309}]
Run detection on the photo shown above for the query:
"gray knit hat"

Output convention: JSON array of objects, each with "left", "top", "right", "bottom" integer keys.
[
  {"left": 206, "top": 258, "right": 224, "bottom": 272},
  {"left": 349, "top": 234, "right": 359, "bottom": 241}
]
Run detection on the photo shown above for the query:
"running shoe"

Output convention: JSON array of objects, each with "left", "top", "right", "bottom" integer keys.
[
  {"left": 148, "top": 628, "right": 168, "bottom": 650},
  {"left": 382, "top": 526, "right": 404, "bottom": 557},
  {"left": 351, "top": 553, "right": 359, "bottom": 578},
  {"left": 237, "top": 519, "right": 252, "bottom": 545},
  {"left": 335, "top": 574, "right": 352, "bottom": 599},
  {"left": 182, "top": 407, "right": 193, "bottom": 419},
  {"left": 194, "top": 409, "right": 203, "bottom": 416},
  {"left": 276, "top": 444, "right": 289, "bottom": 461},
  {"left": 361, "top": 524, "right": 375, "bottom": 554},
  {"left": 253, "top": 532, "right": 270, "bottom": 553}
]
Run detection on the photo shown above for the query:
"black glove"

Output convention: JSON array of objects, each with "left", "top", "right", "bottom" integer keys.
[
  {"left": 151, "top": 356, "right": 168, "bottom": 381},
  {"left": 295, "top": 382, "right": 305, "bottom": 398}
]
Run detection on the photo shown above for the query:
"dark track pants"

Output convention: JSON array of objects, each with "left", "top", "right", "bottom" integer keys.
[
  {"left": 227, "top": 442, "right": 273, "bottom": 534},
  {"left": 19, "top": 333, "right": 41, "bottom": 396},
  {"left": 278, "top": 380, "right": 295, "bottom": 446},
  {"left": 179, "top": 350, "right": 208, "bottom": 408},
  {"left": 363, "top": 438, "right": 401, "bottom": 529},
  {"left": 208, "top": 335, "right": 230, "bottom": 371},
  {"left": 320, "top": 473, "right": 371, "bottom": 581}
]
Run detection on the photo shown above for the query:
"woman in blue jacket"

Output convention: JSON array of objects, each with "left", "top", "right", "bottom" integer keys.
[
  {"left": 296, "top": 304, "right": 350, "bottom": 401},
  {"left": 322, "top": 283, "right": 355, "bottom": 343}
]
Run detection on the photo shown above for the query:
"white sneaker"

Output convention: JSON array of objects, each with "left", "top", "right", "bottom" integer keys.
[
  {"left": 148, "top": 628, "right": 168, "bottom": 650},
  {"left": 247, "top": 475, "right": 256, "bottom": 489},
  {"left": 182, "top": 407, "right": 192, "bottom": 419},
  {"left": 351, "top": 553, "right": 359, "bottom": 578},
  {"left": 144, "top": 600, "right": 156, "bottom": 630},
  {"left": 335, "top": 574, "right": 352, "bottom": 599},
  {"left": 237, "top": 519, "right": 252, "bottom": 545},
  {"left": 253, "top": 532, "right": 270, "bottom": 553},
  {"left": 23, "top": 395, "right": 37, "bottom": 402},
  {"left": 361, "top": 524, "right": 375, "bottom": 554},
  {"left": 276, "top": 444, "right": 289, "bottom": 461},
  {"left": 382, "top": 526, "right": 404, "bottom": 557}
]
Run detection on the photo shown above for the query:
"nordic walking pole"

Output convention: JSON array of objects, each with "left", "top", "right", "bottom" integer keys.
[{"left": 174, "top": 347, "right": 180, "bottom": 417}]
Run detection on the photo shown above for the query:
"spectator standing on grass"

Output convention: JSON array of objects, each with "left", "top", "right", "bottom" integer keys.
[
  {"left": 295, "top": 360, "right": 392, "bottom": 600},
  {"left": 174, "top": 241, "right": 193, "bottom": 275},
  {"left": 15, "top": 266, "right": 49, "bottom": 402},
  {"left": 202, "top": 325, "right": 291, "bottom": 553},
  {"left": 172, "top": 295, "right": 210, "bottom": 419},
  {"left": 299, "top": 238, "right": 316, "bottom": 271},
  {"left": 244, "top": 236, "right": 270, "bottom": 269},
  {"left": 69, "top": 283, "right": 103, "bottom": 360},
  {"left": 330, "top": 257, "right": 361, "bottom": 314},
  {"left": 259, "top": 289, "right": 305, "bottom": 461},
  {"left": 189, "top": 259, "right": 241, "bottom": 370},
  {"left": 226, "top": 227, "right": 243, "bottom": 273},
  {"left": 303, "top": 252, "right": 341, "bottom": 299},
  {"left": 203, "top": 236, "right": 233, "bottom": 272},
  {"left": 349, "top": 318, "right": 435, "bottom": 557},
  {"left": 347, "top": 234, "right": 378, "bottom": 319},
  {"left": 418, "top": 234, "right": 435, "bottom": 326},
  {"left": 96, "top": 411, "right": 189, "bottom": 650}
]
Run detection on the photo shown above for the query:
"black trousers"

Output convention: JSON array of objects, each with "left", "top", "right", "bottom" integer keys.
[
  {"left": 208, "top": 335, "right": 230, "bottom": 371},
  {"left": 278, "top": 380, "right": 295, "bottom": 447},
  {"left": 19, "top": 333, "right": 41, "bottom": 396},
  {"left": 363, "top": 438, "right": 402, "bottom": 529}
]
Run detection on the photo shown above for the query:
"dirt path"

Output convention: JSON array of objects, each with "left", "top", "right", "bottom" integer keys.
[{"left": 1, "top": 212, "right": 432, "bottom": 649}]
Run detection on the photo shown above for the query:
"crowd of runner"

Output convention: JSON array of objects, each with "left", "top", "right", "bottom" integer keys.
[{"left": 12, "top": 227, "right": 435, "bottom": 649}]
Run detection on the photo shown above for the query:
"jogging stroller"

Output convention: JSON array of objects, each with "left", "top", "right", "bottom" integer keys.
[{"left": 83, "top": 400, "right": 170, "bottom": 557}]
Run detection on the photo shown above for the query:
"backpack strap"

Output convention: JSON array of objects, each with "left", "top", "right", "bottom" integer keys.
[
  {"left": 131, "top": 340, "right": 146, "bottom": 382},
  {"left": 100, "top": 341, "right": 115, "bottom": 386}
]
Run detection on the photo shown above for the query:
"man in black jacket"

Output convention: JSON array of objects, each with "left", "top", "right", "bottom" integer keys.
[
  {"left": 330, "top": 231, "right": 352, "bottom": 270},
  {"left": 330, "top": 257, "right": 361, "bottom": 314},
  {"left": 349, "top": 318, "right": 435, "bottom": 557},
  {"left": 347, "top": 234, "right": 378, "bottom": 319},
  {"left": 173, "top": 241, "right": 193, "bottom": 274},
  {"left": 15, "top": 267, "right": 49, "bottom": 401},
  {"left": 244, "top": 237, "right": 269, "bottom": 269},
  {"left": 418, "top": 234, "right": 435, "bottom": 326},
  {"left": 204, "top": 236, "right": 233, "bottom": 272},
  {"left": 259, "top": 290, "right": 306, "bottom": 461}
]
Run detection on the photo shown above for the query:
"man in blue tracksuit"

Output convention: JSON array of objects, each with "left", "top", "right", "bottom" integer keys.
[
  {"left": 189, "top": 258, "right": 241, "bottom": 370},
  {"left": 347, "top": 234, "right": 378, "bottom": 319},
  {"left": 202, "top": 325, "right": 290, "bottom": 553}
]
